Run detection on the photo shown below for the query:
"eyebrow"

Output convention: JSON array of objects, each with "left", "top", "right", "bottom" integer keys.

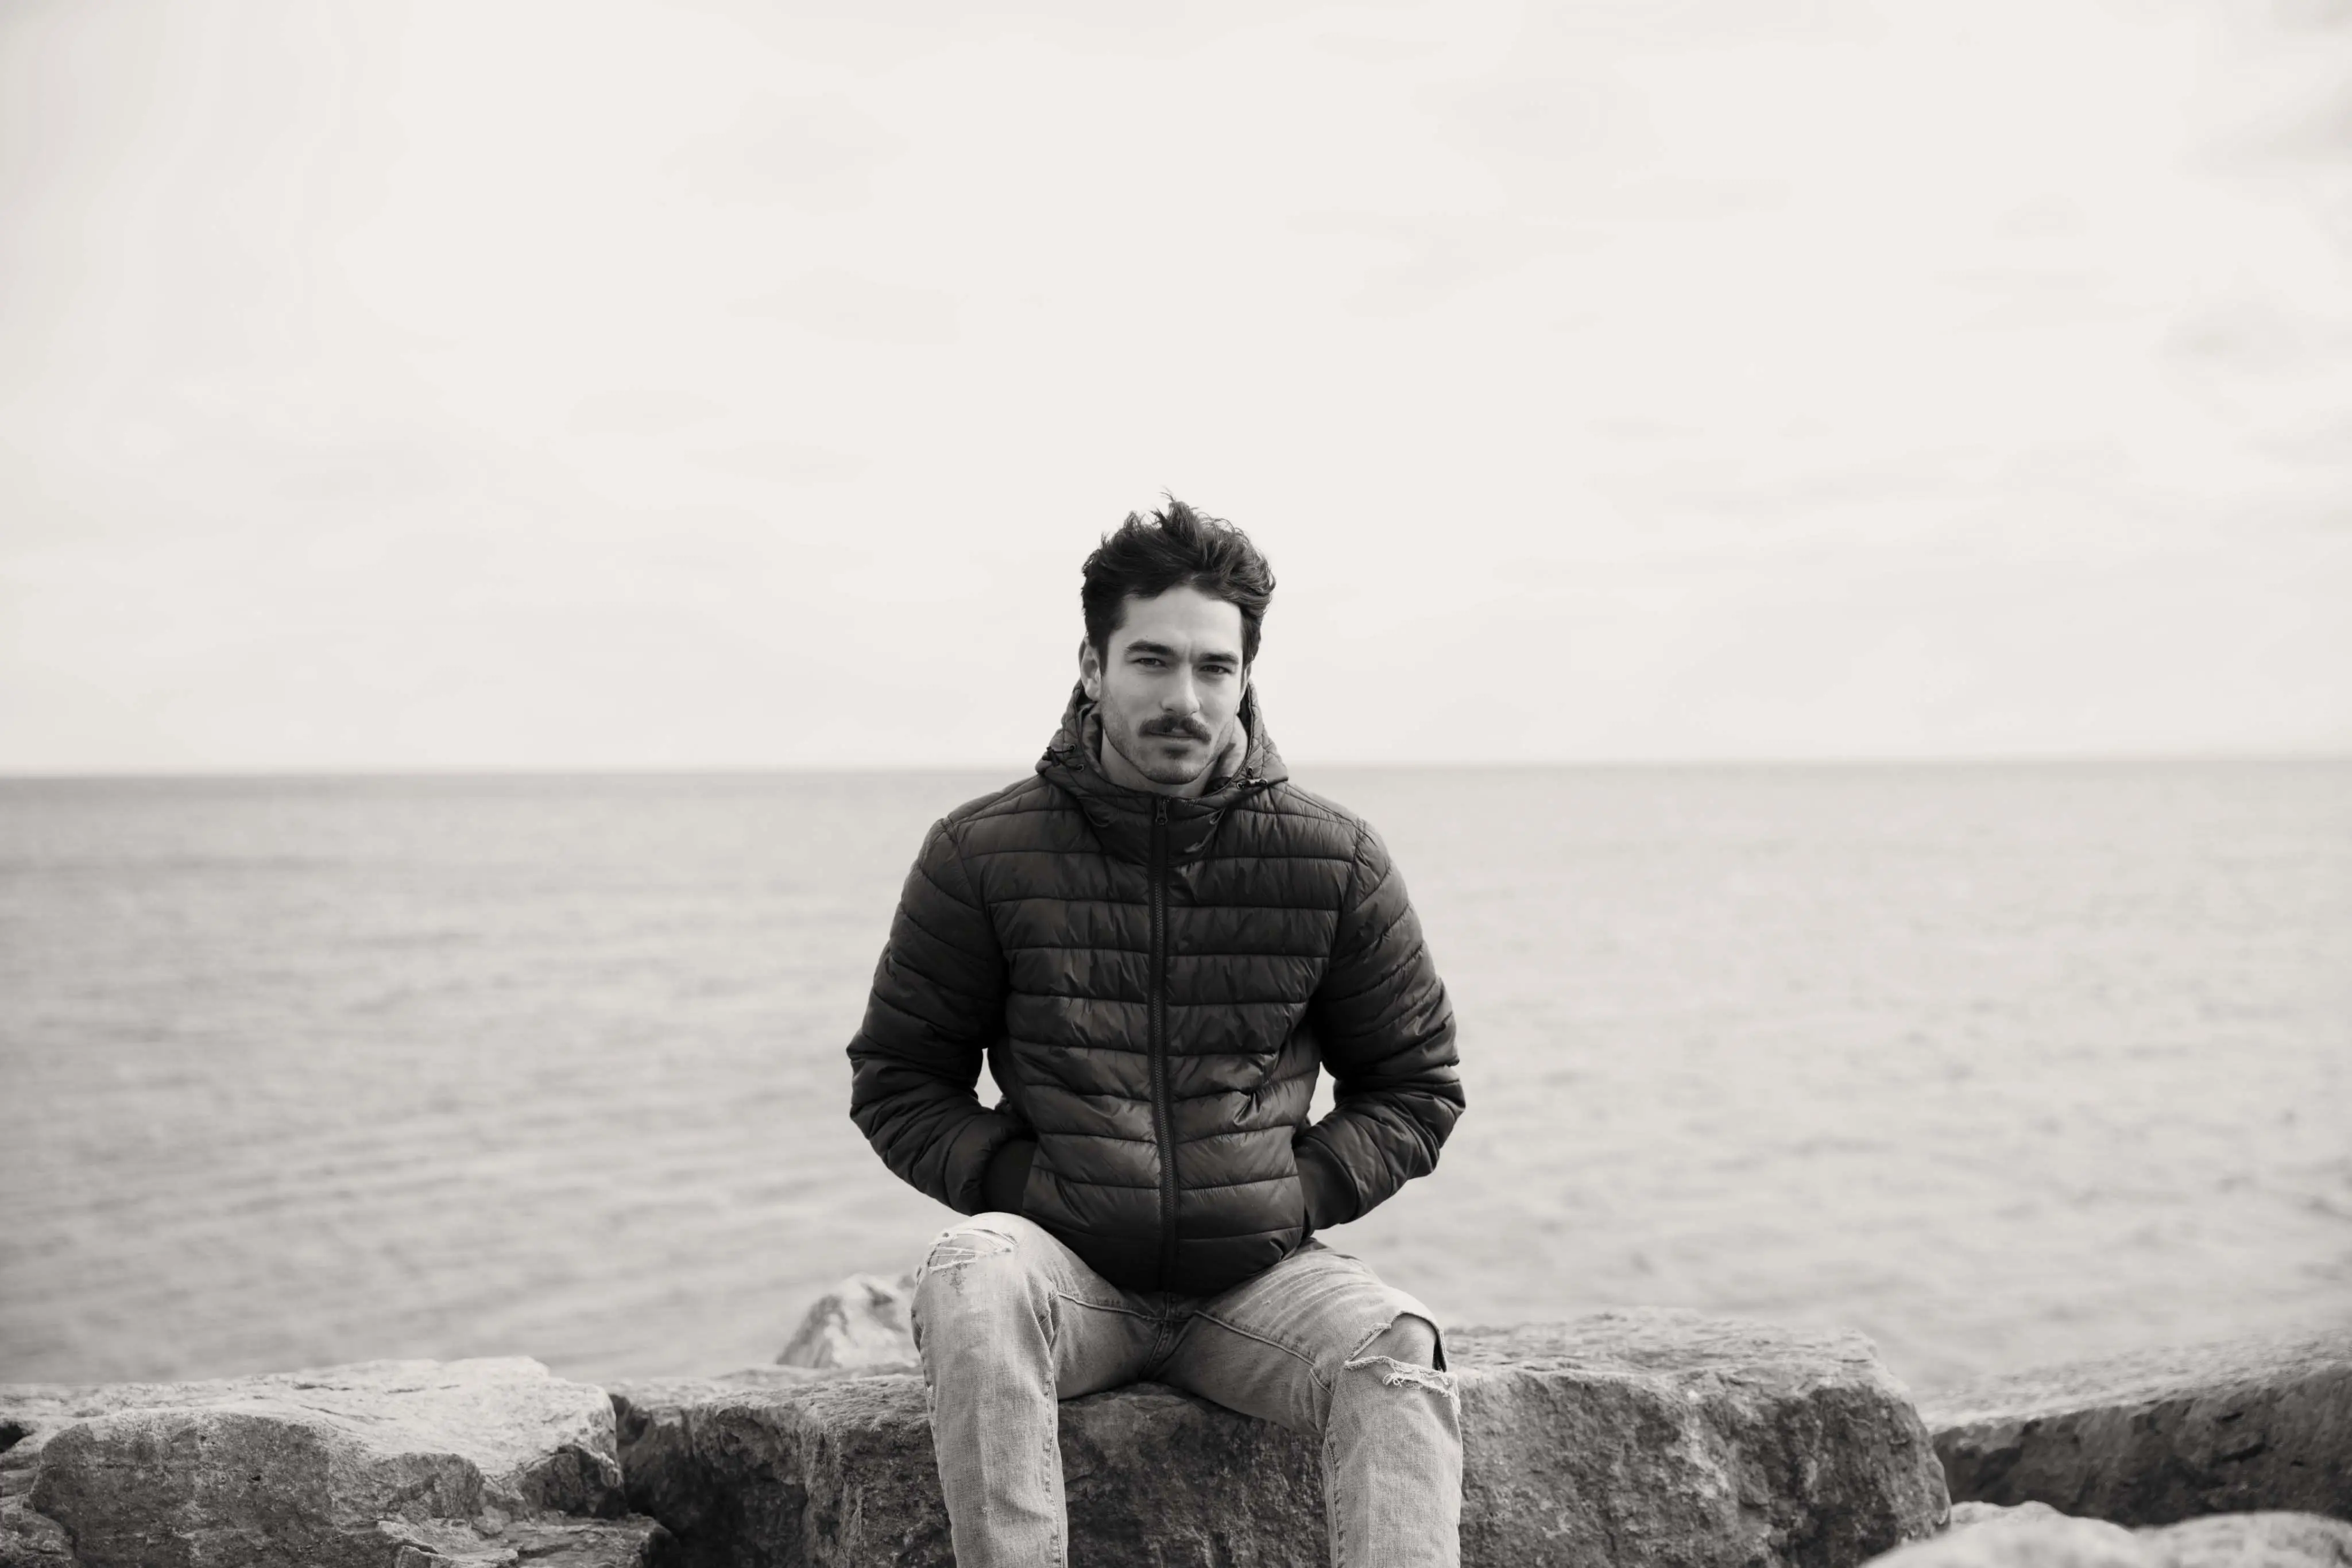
[{"left": 1124, "top": 640, "right": 1240, "bottom": 664}]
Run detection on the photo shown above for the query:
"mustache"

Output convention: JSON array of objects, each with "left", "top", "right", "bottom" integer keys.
[{"left": 1139, "top": 716, "right": 1214, "bottom": 743}]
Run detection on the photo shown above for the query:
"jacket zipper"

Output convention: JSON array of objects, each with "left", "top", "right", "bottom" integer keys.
[{"left": 1149, "top": 797, "right": 1178, "bottom": 1290}]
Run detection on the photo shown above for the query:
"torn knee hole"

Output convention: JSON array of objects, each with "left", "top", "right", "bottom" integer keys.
[
  {"left": 920, "top": 1226, "right": 1017, "bottom": 1275},
  {"left": 924, "top": 1244, "right": 990, "bottom": 1269},
  {"left": 1340, "top": 1354, "right": 1457, "bottom": 1393}
]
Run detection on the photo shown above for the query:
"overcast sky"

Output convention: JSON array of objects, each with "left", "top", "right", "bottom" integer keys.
[{"left": 2, "top": 0, "right": 2346, "bottom": 771}]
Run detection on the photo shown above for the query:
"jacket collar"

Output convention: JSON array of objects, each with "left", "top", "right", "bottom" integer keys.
[{"left": 1036, "top": 682, "right": 1287, "bottom": 864}]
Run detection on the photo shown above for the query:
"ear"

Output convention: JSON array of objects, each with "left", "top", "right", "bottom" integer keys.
[{"left": 1078, "top": 637, "right": 1102, "bottom": 701}]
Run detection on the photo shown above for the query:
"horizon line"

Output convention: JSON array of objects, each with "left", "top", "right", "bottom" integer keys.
[{"left": 4, "top": 748, "right": 2349, "bottom": 784}]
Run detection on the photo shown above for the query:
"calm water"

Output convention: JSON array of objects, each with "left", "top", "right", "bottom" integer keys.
[{"left": 2, "top": 764, "right": 2346, "bottom": 1393}]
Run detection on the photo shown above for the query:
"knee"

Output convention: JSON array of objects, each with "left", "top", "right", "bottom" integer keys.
[
  {"left": 1357, "top": 1313, "right": 1441, "bottom": 1371},
  {"left": 912, "top": 1222, "right": 1047, "bottom": 1349},
  {"left": 1325, "top": 1311, "right": 1456, "bottom": 1441}
]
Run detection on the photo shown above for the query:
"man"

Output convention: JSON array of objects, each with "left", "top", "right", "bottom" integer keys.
[{"left": 846, "top": 499, "right": 1466, "bottom": 1567}]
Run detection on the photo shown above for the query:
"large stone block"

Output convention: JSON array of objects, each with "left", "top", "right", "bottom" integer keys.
[
  {"left": 613, "top": 1308, "right": 1947, "bottom": 1568},
  {"left": 613, "top": 1365, "right": 1324, "bottom": 1568},
  {"left": 0, "top": 1358, "right": 667, "bottom": 1568},
  {"left": 1456, "top": 1317, "right": 1948, "bottom": 1568},
  {"left": 1924, "top": 1330, "right": 2352, "bottom": 1525},
  {"left": 1866, "top": 1501, "right": 2352, "bottom": 1568}
]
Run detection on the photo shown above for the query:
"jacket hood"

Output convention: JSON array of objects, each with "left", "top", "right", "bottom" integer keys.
[{"left": 1036, "top": 682, "right": 1287, "bottom": 862}]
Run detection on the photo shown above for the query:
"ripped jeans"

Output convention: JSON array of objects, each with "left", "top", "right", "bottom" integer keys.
[{"left": 912, "top": 1211, "right": 1461, "bottom": 1568}]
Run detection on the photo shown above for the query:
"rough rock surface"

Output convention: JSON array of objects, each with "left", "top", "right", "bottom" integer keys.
[
  {"left": 614, "top": 1369, "right": 1324, "bottom": 1568},
  {"left": 614, "top": 1307, "right": 1947, "bottom": 1568},
  {"left": 0, "top": 1359, "right": 660, "bottom": 1568},
  {"left": 1924, "top": 1330, "right": 2352, "bottom": 1525},
  {"left": 1867, "top": 1501, "right": 2352, "bottom": 1568},
  {"left": 2140, "top": 1513, "right": 2352, "bottom": 1568},
  {"left": 1454, "top": 1317, "right": 1948, "bottom": 1568},
  {"left": 376, "top": 1515, "right": 671, "bottom": 1567},
  {"left": 776, "top": 1272, "right": 919, "bottom": 1370}
]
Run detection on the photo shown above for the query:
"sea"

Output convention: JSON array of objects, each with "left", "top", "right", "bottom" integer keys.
[{"left": 2, "top": 762, "right": 2347, "bottom": 1395}]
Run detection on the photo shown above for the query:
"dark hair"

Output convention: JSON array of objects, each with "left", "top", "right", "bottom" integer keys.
[{"left": 1081, "top": 498, "right": 1276, "bottom": 665}]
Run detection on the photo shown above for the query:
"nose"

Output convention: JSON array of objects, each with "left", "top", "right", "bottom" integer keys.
[{"left": 1162, "top": 668, "right": 1200, "bottom": 717}]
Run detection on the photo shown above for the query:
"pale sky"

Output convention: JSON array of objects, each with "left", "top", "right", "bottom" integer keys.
[{"left": 2, "top": 0, "right": 2346, "bottom": 770}]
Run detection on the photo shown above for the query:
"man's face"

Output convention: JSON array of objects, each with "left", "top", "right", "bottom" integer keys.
[{"left": 1080, "top": 585, "right": 1249, "bottom": 796}]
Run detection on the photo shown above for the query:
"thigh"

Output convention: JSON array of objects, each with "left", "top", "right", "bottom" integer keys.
[
  {"left": 914, "top": 1211, "right": 1162, "bottom": 1400},
  {"left": 1154, "top": 1243, "right": 1441, "bottom": 1435}
]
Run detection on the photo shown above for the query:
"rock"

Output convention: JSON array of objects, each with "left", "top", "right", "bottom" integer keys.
[
  {"left": 1909, "top": 1502, "right": 2149, "bottom": 1568},
  {"left": 1454, "top": 1316, "right": 1948, "bottom": 1568},
  {"left": 776, "top": 1273, "right": 919, "bottom": 1370},
  {"left": 376, "top": 1515, "right": 671, "bottom": 1567},
  {"left": 2141, "top": 1513, "right": 2352, "bottom": 1568},
  {"left": 0, "top": 1358, "right": 652, "bottom": 1568},
  {"left": 3, "top": 1399, "right": 78, "bottom": 1568},
  {"left": 610, "top": 1369, "right": 953, "bottom": 1568},
  {"left": 1949, "top": 1502, "right": 2065, "bottom": 1529},
  {"left": 1864, "top": 1503, "right": 2352, "bottom": 1568},
  {"left": 612, "top": 1370, "right": 1323, "bottom": 1568},
  {"left": 1924, "top": 1330, "right": 2352, "bottom": 1525},
  {"left": 615, "top": 1308, "right": 1947, "bottom": 1568},
  {"left": 2, "top": 1495, "right": 76, "bottom": 1568}
]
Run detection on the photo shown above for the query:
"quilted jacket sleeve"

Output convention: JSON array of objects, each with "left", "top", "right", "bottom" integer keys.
[
  {"left": 846, "top": 818, "right": 1024, "bottom": 1214},
  {"left": 1295, "top": 820, "right": 1464, "bottom": 1228}
]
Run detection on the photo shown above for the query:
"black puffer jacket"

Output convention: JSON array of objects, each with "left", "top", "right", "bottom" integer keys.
[{"left": 846, "top": 687, "right": 1463, "bottom": 1296}]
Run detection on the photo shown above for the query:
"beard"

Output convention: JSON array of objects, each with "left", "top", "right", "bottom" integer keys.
[{"left": 1100, "top": 705, "right": 1227, "bottom": 788}]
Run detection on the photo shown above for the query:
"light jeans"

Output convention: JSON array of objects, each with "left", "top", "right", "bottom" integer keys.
[{"left": 911, "top": 1211, "right": 1461, "bottom": 1568}]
